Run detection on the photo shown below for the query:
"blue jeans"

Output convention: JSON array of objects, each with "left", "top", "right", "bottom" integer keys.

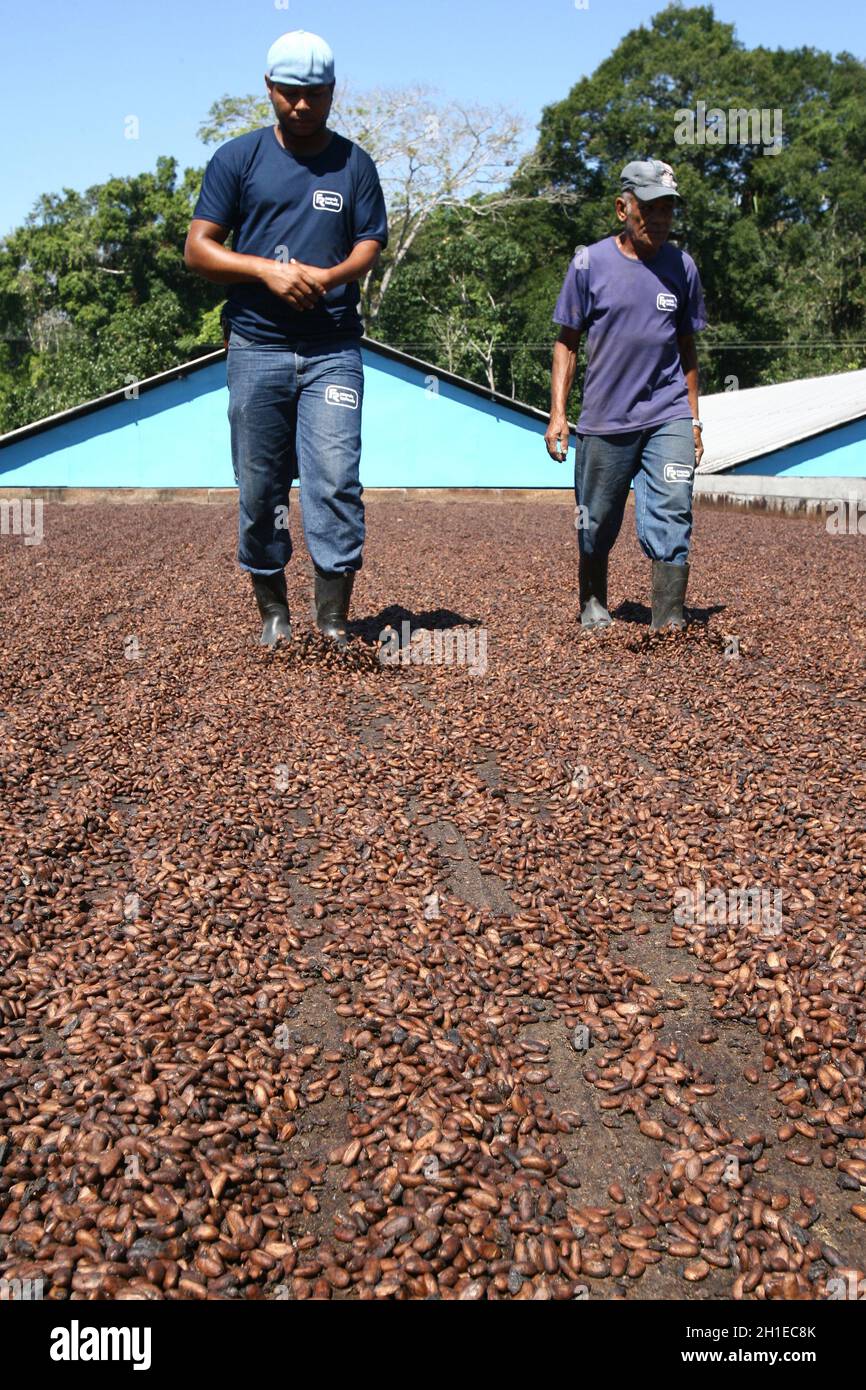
[
  {"left": 575, "top": 418, "right": 696, "bottom": 565},
  {"left": 226, "top": 329, "right": 365, "bottom": 575}
]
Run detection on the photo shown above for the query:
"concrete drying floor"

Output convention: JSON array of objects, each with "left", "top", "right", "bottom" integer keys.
[{"left": 0, "top": 496, "right": 864, "bottom": 1301}]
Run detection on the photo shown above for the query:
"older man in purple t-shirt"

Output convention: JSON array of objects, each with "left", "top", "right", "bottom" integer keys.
[{"left": 545, "top": 159, "right": 708, "bottom": 631}]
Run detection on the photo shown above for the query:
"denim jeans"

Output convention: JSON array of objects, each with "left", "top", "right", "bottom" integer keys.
[
  {"left": 226, "top": 329, "right": 365, "bottom": 575},
  {"left": 574, "top": 418, "right": 696, "bottom": 566}
]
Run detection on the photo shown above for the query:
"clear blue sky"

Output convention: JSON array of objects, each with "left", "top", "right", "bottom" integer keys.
[{"left": 3, "top": 0, "right": 861, "bottom": 239}]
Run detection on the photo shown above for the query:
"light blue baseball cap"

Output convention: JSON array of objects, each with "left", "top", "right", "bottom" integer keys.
[{"left": 266, "top": 30, "right": 335, "bottom": 86}]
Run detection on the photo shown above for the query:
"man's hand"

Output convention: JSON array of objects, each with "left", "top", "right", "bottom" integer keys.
[
  {"left": 693, "top": 426, "right": 705, "bottom": 468},
  {"left": 259, "top": 259, "right": 327, "bottom": 311},
  {"left": 289, "top": 260, "right": 333, "bottom": 296},
  {"left": 545, "top": 413, "right": 571, "bottom": 462},
  {"left": 548, "top": 329, "right": 580, "bottom": 463}
]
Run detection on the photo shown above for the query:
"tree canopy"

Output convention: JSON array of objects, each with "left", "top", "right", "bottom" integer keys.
[
  {"left": 1, "top": 4, "right": 863, "bottom": 431},
  {"left": 503, "top": 3, "right": 866, "bottom": 400}
]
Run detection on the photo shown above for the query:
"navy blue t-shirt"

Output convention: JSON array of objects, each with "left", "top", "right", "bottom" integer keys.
[
  {"left": 193, "top": 126, "right": 388, "bottom": 345},
  {"left": 553, "top": 236, "right": 707, "bottom": 434}
]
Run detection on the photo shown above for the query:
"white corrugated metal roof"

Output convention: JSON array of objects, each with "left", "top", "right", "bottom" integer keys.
[{"left": 698, "top": 368, "right": 866, "bottom": 474}]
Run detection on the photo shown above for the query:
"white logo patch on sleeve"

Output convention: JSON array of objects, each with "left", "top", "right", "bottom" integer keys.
[
  {"left": 657, "top": 292, "right": 678, "bottom": 312},
  {"left": 325, "top": 385, "right": 359, "bottom": 409},
  {"left": 313, "top": 190, "right": 344, "bottom": 212},
  {"left": 664, "top": 463, "right": 693, "bottom": 483}
]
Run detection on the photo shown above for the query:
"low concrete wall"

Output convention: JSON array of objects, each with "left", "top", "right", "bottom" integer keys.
[
  {"left": 694, "top": 474, "right": 866, "bottom": 513},
  {"left": 1, "top": 477, "right": 864, "bottom": 515},
  {"left": 0, "top": 487, "right": 238, "bottom": 505},
  {"left": 0, "top": 487, "right": 574, "bottom": 506}
]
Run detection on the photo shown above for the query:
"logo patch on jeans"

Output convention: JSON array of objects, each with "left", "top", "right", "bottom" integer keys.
[
  {"left": 313, "top": 190, "right": 344, "bottom": 212},
  {"left": 325, "top": 385, "right": 359, "bottom": 409},
  {"left": 657, "top": 292, "right": 678, "bottom": 311},
  {"left": 664, "top": 462, "right": 693, "bottom": 482}
]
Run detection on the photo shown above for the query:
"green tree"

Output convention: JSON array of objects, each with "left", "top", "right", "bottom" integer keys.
[
  {"left": 2, "top": 7, "right": 864, "bottom": 431},
  {"left": 376, "top": 204, "right": 535, "bottom": 394},
  {"left": 512, "top": 3, "right": 866, "bottom": 399},
  {"left": 0, "top": 157, "right": 222, "bottom": 431}
]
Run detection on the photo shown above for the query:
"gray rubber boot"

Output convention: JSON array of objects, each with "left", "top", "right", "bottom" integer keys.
[
  {"left": 251, "top": 571, "right": 292, "bottom": 646},
  {"left": 651, "top": 560, "right": 689, "bottom": 630},
  {"left": 314, "top": 569, "right": 355, "bottom": 647},
  {"left": 579, "top": 552, "right": 613, "bottom": 629}
]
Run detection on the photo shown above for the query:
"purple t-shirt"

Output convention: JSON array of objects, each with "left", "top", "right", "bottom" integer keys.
[{"left": 553, "top": 236, "right": 708, "bottom": 434}]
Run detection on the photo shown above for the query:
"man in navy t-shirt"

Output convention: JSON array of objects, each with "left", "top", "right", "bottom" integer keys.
[
  {"left": 545, "top": 159, "right": 708, "bottom": 632},
  {"left": 184, "top": 30, "right": 388, "bottom": 647}
]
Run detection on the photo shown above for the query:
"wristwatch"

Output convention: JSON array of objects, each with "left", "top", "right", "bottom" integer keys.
[{"left": 692, "top": 419, "right": 703, "bottom": 431}]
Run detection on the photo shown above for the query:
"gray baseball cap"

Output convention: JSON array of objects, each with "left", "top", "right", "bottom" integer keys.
[{"left": 620, "top": 159, "right": 681, "bottom": 201}]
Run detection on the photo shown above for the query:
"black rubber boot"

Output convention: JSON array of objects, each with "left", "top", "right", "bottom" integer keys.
[
  {"left": 314, "top": 569, "right": 355, "bottom": 647},
  {"left": 251, "top": 571, "right": 291, "bottom": 646},
  {"left": 651, "top": 560, "right": 689, "bottom": 630},
  {"left": 579, "top": 552, "right": 613, "bottom": 629}
]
